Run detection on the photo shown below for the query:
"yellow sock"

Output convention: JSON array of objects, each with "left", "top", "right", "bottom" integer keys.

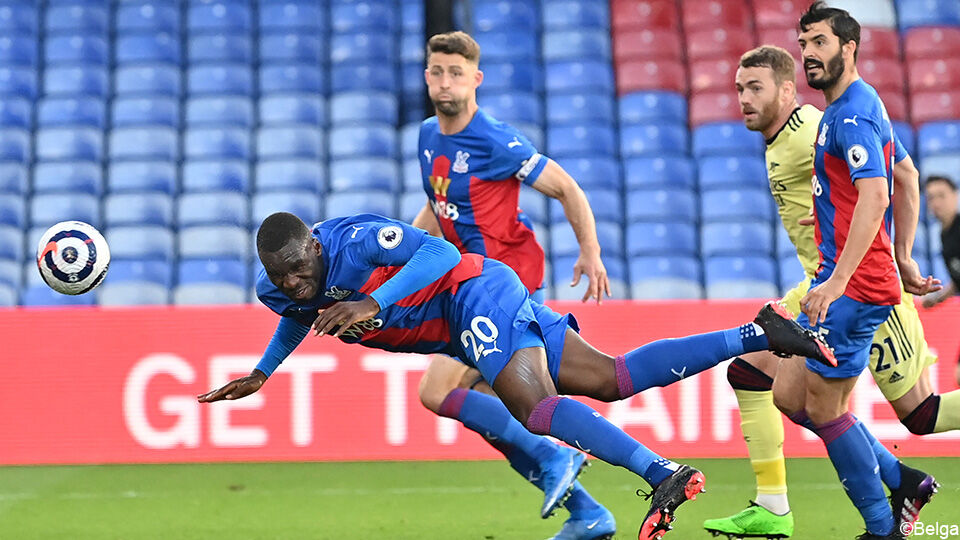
[
  {"left": 934, "top": 390, "right": 960, "bottom": 433},
  {"left": 735, "top": 389, "right": 787, "bottom": 496}
]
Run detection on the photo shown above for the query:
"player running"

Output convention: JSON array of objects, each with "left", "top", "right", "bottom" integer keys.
[
  {"left": 771, "top": 4, "right": 941, "bottom": 539},
  {"left": 703, "top": 44, "right": 953, "bottom": 539},
  {"left": 411, "top": 31, "right": 615, "bottom": 540},
  {"left": 199, "top": 211, "right": 836, "bottom": 540}
]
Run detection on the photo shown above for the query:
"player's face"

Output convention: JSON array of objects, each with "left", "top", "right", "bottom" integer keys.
[
  {"left": 735, "top": 66, "right": 782, "bottom": 132},
  {"left": 261, "top": 239, "right": 323, "bottom": 302},
  {"left": 425, "top": 52, "right": 481, "bottom": 117},
  {"left": 925, "top": 182, "right": 959, "bottom": 224},
  {"left": 798, "top": 21, "right": 845, "bottom": 90}
]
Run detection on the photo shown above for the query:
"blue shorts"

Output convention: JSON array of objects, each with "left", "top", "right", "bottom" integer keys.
[
  {"left": 449, "top": 259, "right": 578, "bottom": 385},
  {"left": 797, "top": 290, "right": 893, "bottom": 379}
]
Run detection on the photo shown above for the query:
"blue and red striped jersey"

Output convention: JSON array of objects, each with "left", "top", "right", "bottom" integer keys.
[
  {"left": 257, "top": 214, "right": 483, "bottom": 354},
  {"left": 418, "top": 108, "right": 548, "bottom": 293},
  {"left": 812, "top": 79, "right": 900, "bottom": 305}
]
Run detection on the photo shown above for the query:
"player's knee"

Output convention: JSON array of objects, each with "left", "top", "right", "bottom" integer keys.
[{"left": 417, "top": 373, "right": 448, "bottom": 414}]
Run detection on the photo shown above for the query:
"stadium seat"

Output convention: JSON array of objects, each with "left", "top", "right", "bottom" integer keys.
[
  {"left": 619, "top": 124, "right": 688, "bottom": 157},
  {"left": 258, "top": 1, "right": 326, "bottom": 32},
  {"left": 855, "top": 58, "right": 905, "bottom": 95},
  {"left": 473, "top": 0, "right": 537, "bottom": 32},
  {"left": 692, "top": 122, "right": 764, "bottom": 157},
  {"left": 98, "top": 283, "right": 169, "bottom": 306},
  {"left": 689, "top": 92, "right": 742, "bottom": 126},
  {"left": 0, "top": 128, "right": 28, "bottom": 162},
  {"left": 551, "top": 221, "right": 623, "bottom": 258},
  {"left": 114, "top": 65, "right": 180, "bottom": 96},
  {"left": 106, "top": 259, "right": 173, "bottom": 287},
  {"left": 613, "top": 29, "right": 683, "bottom": 62},
  {"left": 182, "top": 160, "right": 250, "bottom": 193},
  {"left": 629, "top": 256, "right": 703, "bottom": 300},
  {"left": 104, "top": 193, "right": 172, "bottom": 228},
  {"left": 857, "top": 27, "right": 900, "bottom": 60},
  {"left": 545, "top": 61, "right": 614, "bottom": 94},
  {"left": 106, "top": 226, "right": 175, "bottom": 261},
  {"left": 46, "top": 4, "right": 107, "bottom": 33},
  {"left": 626, "top": 188, "right": 697, "bottom": 223},
  {"left": 31, "top": 193, "right": 99, "bottom": 228},
  {"left": 107, "top": 161, "right": 177, "bottom": 194},
  {"left": 704, "top": 256, "right": 779, "bottom": 299},
  {"left": 698, "top": 156, "right": 768, "bottom": 191},
  {"left": 483, "top": 61, "right": 542, "bottom": 93},
  {"left": 0, "top": 259, "right": 19, "bottom": 288},
  {"left": 829, "top": 0, "right": 897, "bottom": 28},
  {"left": 689, "top": 58, "right": 740, "bottom": 93},
  {"left": 330, "top": 92, "right": 398, "bottom": 125},
  {"left": 701, "top": 189, "right": 774, "bottom": 223},
  {"left": 611, "top": 0, "right": 680, "bottom": 32},
  {"left": 756, "top": 28, "right": 803, "bottom": 61},
  {"left": 513, "top": 123, "right": 545, "bottom": 151},
  {"left": 328, "top": 125, "right": 397, "bottom": 159},
  {"left": 36, "top": 128, "right": 102, "bottom": 161},
  {"left": 878, "top": 92, "right": 907, "bottom": 122},
  {"left": 400, "top": 33, "right": 424, "bottom": 64},
  {"left": 176, "top": 258, "right": 246, "bottom": 288},
  {"left": 619, "top": 91, "right": 686, "bottom": 125},
  {"left": 401, "top": 1, "right": 423, "bottom": 33},
  {"left": 917, "top": 122, "right": 960, "bottom": 157},
  {"left": 518, "top": 187, "right": 548, "bottom": 224},
  {"left": 188, "top": 65, "right": 253, "bottom": 96},
  {"left": 0, "top": 36, "right": 37, "bottom": 66},
  {"left": 115, "top": 3, "right": 180, "bottom": 34},
  {"left": 112, "top": 97, "right": 179, "bottom": 128},
  {"left": 480, "top": 92, "right": 542, "bottom": 126},
  {"left": 251, "top": 191, "right": 322, "bottom": 225},
  {"left": 0, "top": 225, "right": 24, "bottom": 262},
  {"left": 37, "top": 98, "right": 104, "bottom": 128},
  {"left": 178, "top": 227, "right": 249, "bottom": 259},
  {"left": 260, "top": 33, "right": 323, "bottom": 64},
  {"left": 911, "top": 91, "right": 960, "bottom": 125},
  {"left": 904, "top": 27, "right": 960, "bottom": 60},
  {"left": 701, "top": 222, "right": 774, "bottom": 257},
  {"left": 189, "top": 33, "right": 252, "bottom": 63},
  {"left": 115, "top": 33, "right": 180, "bottom": 64},
  {"left": 753, "top": 0, "right": 808, "bottom": 27},
  {"left": 188, "top": 2, "right": 250, "bottom": 32},
  {"left": 908, "top": 58, "right": 960, "bottom": 94},
  {"left": 260, "top": 95, "right": 326, "bottom": 126},
  {"left": 173, "top": 283, "right": 247, "bottom": 305},
  {"left": 109, "top": 127, "right": 178, "bottom": 162},
  {"left": 20, "top": 284, "right": 95, "bottom": 307},
  {"left": 543, "top": 0, "right": 608, "bottom": 29},
  {"left": 624, "top": 156, "right": 697, "bottom": 190},
  {"left": 1, "top": 67, "right": 38, "bottom": 99},
  {"left": 895, "top": 0, "right": 960, "bottom": 31},
  {"left": 474, "top": 30, "right": 537, "bottom": 62},
  {"left": 259, "top": 65, "right": 324, "bottom": 94},
  {"left": 547, "top": 189, "right": 619, "bottom": 223},
  {"left": 400, "top": 123, "right": 419, "bottom": 159},
  {"left": 44, "top": 65, "right": 106, "bottom": 97},
  {"left": 33, "top": 162, "right": 101, "bottom": 195},
  {"left": 325, "top": 192, "right": 395, "bottom": 219},
  {"left": 548, "top": 125, "right": 617, "bottom": 158},
  {"left": 545, "top": 93, "right": 614, "bottom": 126},
  {"left": 0, "top": 97, "right": 29, "bottom": 129},
  {"left": 616, "top": 60, "right": 687, "bottom": 94},
  {"left": 0, "top": 194, "right": 25, "bottom": 228},
  {"left": 256, "top": 127, "right": 325, "bottom": 161},
  {"left": 893, "top": 121, "right": 916, "bottom": 157},
  {"left": 402, "top": 158, "right": 423, "bottom": 192},
  {"left": 45, "top": 35, "right": 107, "bottom": 65},
  {"left": 685, "top": 29, "right": 755, "bottom": 62},
  {"left": 542, "top": 30, "right": 610, "bottom": 61},
  {"left": 0, "top": 163, "right": 26, "bottom": 194},
  {"left": 776, "top": 226, "right": 797, "bottom": 260},
  {"left": 178, "top": 192, "right": 248, "bottom": 228},
  {"left": 553, "top": 255, "right": 628, "bottom": 299},
  {"left": 779, "top": 255, "right": 806, "bottom": 292},
  {"left": 399, "top": 192, "right": 427, "bottom": 223},
  {"left": 0, "top": 3, "right": 37, "bottom": 34},
  {"left": 330, "top": 33, "right": 395, "bottom": 63},
  {"left": 183, "top": 128, "right": 250, "bottom": 160},
  {"left": 329, "top": 158, "right": 400, "bottom": 193},
  {"left": 331, "top": 1, "right": 397, "bottom": 33},
  {"left": 921, "top": 155, "right": 960, "bottom": 181},
  {"left": 627, "top": 222, "right": 697, "bottom": 257},
  {"left": 330, "top": 63, "right": 399, "bottom": 93},
  {"left": 682, "top": 0, "right": 752, "bottom": 31},
  {"left": 554, "top": 158, "right": 621, "bottom": 191}
]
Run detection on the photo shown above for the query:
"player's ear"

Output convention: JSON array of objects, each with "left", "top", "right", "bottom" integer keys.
[
  {"left": 312, "top": 238, "right": 322, "bottom": 256},
  {"left": 780, "top": 80, "right": 796, "bottom": 105},
  {"left": 473, "top": 67, "right": 483, "bottom": 88},
  {"left": 842, "top": 40, "right": 857, "bottom": 62}
]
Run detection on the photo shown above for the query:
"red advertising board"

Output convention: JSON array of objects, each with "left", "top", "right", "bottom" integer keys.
[{"left": 1, "top": 300, "right": 958, "bottom": 465}]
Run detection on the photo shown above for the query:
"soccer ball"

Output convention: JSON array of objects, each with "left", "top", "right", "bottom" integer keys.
[{"left": 36, "top": 221, "right": 110, "bottom": 295}]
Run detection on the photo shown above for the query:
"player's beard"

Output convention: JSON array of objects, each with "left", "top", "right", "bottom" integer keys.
[
  {"left": 805, "top": 51, "right": 844, "bottom": 91},
  {"left": 744, "top": 97, "right": 781, "bottom": 133},
  {"left": 433, "top": 97, "right": 467, "bottom": 117}
]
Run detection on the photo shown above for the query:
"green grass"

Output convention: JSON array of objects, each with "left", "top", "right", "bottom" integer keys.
[{"left": 0, "top": 458, "right": 957, "bottom": 539}]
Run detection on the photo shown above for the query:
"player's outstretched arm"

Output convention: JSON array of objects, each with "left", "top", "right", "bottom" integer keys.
[
  {"left": 531, "top": 159, "right": 610, "bottom": 302},
  {"left": 198, "top": 369, "right": 267, "bottom": 402}
]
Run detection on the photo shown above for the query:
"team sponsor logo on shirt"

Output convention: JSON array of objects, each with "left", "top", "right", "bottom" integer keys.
[
  {"left": 452, "top": 150, "right": 470, "bottom": 174},
  {"left": 339, "top": 318, "right": 384, "bottom": 340},
  {"left": 377, "top": 226, "right": 403, "bottom": 249},
  {"left": 817, "top": 123, "right": 829, "bottom": 146},
  {"left": 847, "top": 144, "right": 868, "bottom": 169},
  {"left": 324, "top": 286, "right": 353, "bottom": 300}
]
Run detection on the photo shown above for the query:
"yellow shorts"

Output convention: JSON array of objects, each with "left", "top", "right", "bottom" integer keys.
[{"left": 780, "top": 278, "right": 938, "bottom": 401}]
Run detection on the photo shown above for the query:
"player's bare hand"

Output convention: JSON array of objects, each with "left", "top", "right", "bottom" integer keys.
[
  {"left": 198, "top": 370, "right": 267, "bottom": 403},
  {"left": 571, "top": 252, "right": 610, "bottom": 303},
  {"left": 800, "top": 277, "right": 845, "bottom": 326},
  {"left": 897, "top": 257, "right": 942, "bottom": 296},
  {"left": 311, "top": 296, "right": 381, "bottom": 337}
]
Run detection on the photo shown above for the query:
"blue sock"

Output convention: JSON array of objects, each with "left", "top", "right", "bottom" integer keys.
[
  {"left": 614, "top": 325, "right": 768, "bottom": 398},
  {"left": 438, "top": 389, "right": 556, "bottom": 464},
  {"left": 857, "top": 420, "right": 901, "bottom": 490},
  {"left": 525, "top": 396, "right": 679, "bottom": 487},
  {"left": 815, "top": 413, "right": 894, "bottom": 536}
]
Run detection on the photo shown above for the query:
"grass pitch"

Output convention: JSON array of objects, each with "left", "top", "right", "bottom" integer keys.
[{"left": 0, "top": 458, "right": 957, "bottom": 539}]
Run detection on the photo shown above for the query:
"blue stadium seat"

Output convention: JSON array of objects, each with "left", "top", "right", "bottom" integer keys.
[
  {"left": 188, "top": 65, "right": 253, "bottom": 95},
  {"left": 260, "top": 32, "right": 323, "bottom": 63},
  {"left": 543, "top": 1, "right": 609, "bottom": 29},
  {"left": 545, "top": 61, "right": 613, "bottom": 93},
  {"left": 45, "top": 35, "right": 107, "bottom": 65},
  {"left": 106, "top": 259, "right": 173, "bottom": 287},
  {"left": 627, "top": 222, "right": 697, "bottom": 257},
  {"left": 259, "top": 1, "right": 326, "bottom": 32},
  {"left": 917, "top": 121, "right": 960, "bottom": 158},
  {"left": 260, "top": 95, "right": 325, "bottom": 126},
  {"left": 704, "top": 256, "right": 779, "bottom": 299},
  {"left": 619, "top": 91, "right": 688, "bottom": 125},
  {"left": 178, "top": 192, "right": 249, "bottom": 228},
  {"left": 518, "top": 187, "right": 548, "bottom": 224},
  {"left": 400, "top": 123, "right": 419, "bottom": 159},
  {"left": 914, "top": 221, "right": 930, "bottom": 259},
  {"left": 553, "top": 255, "right": 628, "bottom": 299},
  {"left": 474, "top": 1, "right": 538, "bottom": 32},
  {"left": 0, "top": 225, "right": 24, "bottom": 262},
  {"left": 554, "top": 158, "right": 621, "bottom": 191},
  {"left": 896, "top": 0, "right": 960, "bottom": 30},
  {"left": 701, "top": 189, "right": 775, "bottom": 223},
  {"left": 551, "top": 221, "right": 623, "bottom": 257},
  {"left": 21, "top": 285, "right": 95, "bottom": 306},
  {"left": 183, "top": 128, "right": 250, "bottom": 160},
  {"left": 36, "top": 128, "right": 102, "bottom": 161},
  {"left": 698, "top": 156, "right": 768, "bottom": 191},
  {"left": 109, "top": 127, "right": 178, "bottom": 161},
  {"left": 401, "top": 33, "right": 424, "bottom": 64},
  {"left": 256, "top": 160, "right": 325, "bottom": 193},
  {"left": 403, "top": 158, "right": 422, "bottom": 192},
  {"left": 920, "top": 155, "right": 960, "bottom": 180},
  {"left": 483, "top": 61, "right": 542, "bottom": 93},
  {"left": 0, "top": 283, "right": 16, "bottom": 306},
  {"left": 330, "top": 92, "right": 398, "bottom": 125},
  {"left": 893, "top": 121, "right": 915, "bottom": 158},
  {"left": 0, "top": 128, "right": 29, "bottom": 162},
  {"left": 114, "top": 65, "right": 180, "bottom": 96},
  {"left": 0, "top": 4, "right": 37, "bottom": 34},
  {"left": 37, "top": 97, "right": 105, "bottom": 128},
  {"left": 620, "top": 124, "right": 689, "bottom": 158},
  {"left": 624, "top": 156, "right": 697, "bottom": 190},
  {"left": 475, "top": 30, "right": 537, "bottom": 61},
  {"left": 626, "top": 188, "right": 697, "bottom": 223},
  {"left": 252, "top": 191, "right": 322, "bottom": 225},
  {"left": 550, "top": 189, "right": 622, "bottom": 223},
  {"left": 176, "top": 258, "right": 246, "bottom": 287},
  {"left": 701, "top": 222, "right": 774, "bottom": 257},
  {"left": 33, "top": 162, "right": 101, "bottom": 195},
  {"left": 106, "top": 226, "right": 175, "bottom": 261},
  {"left": 185, "top": 96, "right": 253, "bottom": 127},
  {"left": 547, "top": 125, "right": 616, "bottom": 157},
  {"left": 1, "top": 67, "right": 38, "bottom": 99},
  {"left": 401, "top": 1, "right": 423, "bottom": 32},
  {"left": 399, "top": 192, "right": 427, "bottom": 223},
  {"left": 830, "top": 0, "right": 896, "bottom": 28},
  {"left": 330, "top": 33, "right": 395, "bottom": 63},
  {"left": 0, "top": 259, "right": 19, "bottom": 288},
  {"left": 259, "top": 65, "right": 324, "bottom": 93},
  {"left": 107, "top": 161, "right": 177, "bottom": 194},
  {"left": 182, "top": 160, "right": 250, "bottom": 193},
  {"left": 31, "top": 193, "right": 99, "bottom": 228},
  {"left": 104, "top": 193, "right": 172, "bottom": 227},
  {"left": 257, "top": 127, "right": 325, "bottom": 160},
  {"left": 329, "top": 158, "right": 400, "bottom": 192},
  {"left": 542, "top": 30, "right": 610, "bottom": 61},
  {"left": 189, "top": 33, "right": 252, "bottom": 63},
  {"left": 188, "top": 2, "right": 251, "bottom": 32},
  {"left": 115, "top": 33, "right": 180, "bottom": 64},
  {"left": 112, "top": 97, "right": 179, "bottom": 128},
  {"left": 325, "top": 192, "right": 395, "bottom": 218},
  {"left": 98, "top": 282, "right": 170, "bottom": 306},
  {"left": 0, "top": 194, "right": 25, "bottom": 228},
  {"left": 480, "top": 92, "right": 542, "bottom": 126},
  {"left": 328, "top": 125, "right": 397, "bottom": 159},
  {"left": 0, "top": 36, "right": 37, "bottom": 66},
  {"left": 779, "top": 255, "right": 806, "bottom": 292},
  {"left": 115, "top": 3, "right": 180, "bottom": 33},
  {"left": 331, "top": 1, "right": 397, "bottom": 33},
  {"left": 330, "top": 63, "right": 399, "bottom": 93},
  {"left": 46, "top": 4, "right": 108, "bottom": 33},
  {"left": 178, "top": 226, "right": 249, "bottom": 259},
  {"left": 692, "top": 122, "right": 765, "bottom": 157},
  {"left": 514, "top": 123, "right": 544, "bottom": 151},
  {"left": 776, "top": 226, "right": 797, "bottom": 260},
  {"left": 546, "top": 93, "right": 614, "bottom": 126},
  {"left": 0, "top": 163, "right": 26, "bottom": 194},
  {"left": 0, "top": 98, "right": 29, "bottom": 129},
  {"left": 931, "top": 254, "right": 950, "bottom": 285},
  {"left": 630, "top": 256, "right": 703, "bottom": 299}
]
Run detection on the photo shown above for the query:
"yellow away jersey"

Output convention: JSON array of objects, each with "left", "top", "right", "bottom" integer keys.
[{"left": 765, "top": 104, "right": 822, "bottom": 277}]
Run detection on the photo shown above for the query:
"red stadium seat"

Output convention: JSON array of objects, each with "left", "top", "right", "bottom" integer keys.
[
  {"left": 689, "top": 91, "right": 742, "bottom": 126},
  {"left": 797, "top": 88, "right": 826, "bottom": 111},
  {"left": 689, "top": 58, "right": 739, "bottom": 93},
  {"left": 908, "top": 58, "right": 960, "bottom": 94},
  {"left": 904, "top": 27, "right": 960, "bottom": 60},
  {"left": 879, "top": 92, "right": 907, "bottom": 122},
  {"left": 753, "top": 0, "right": 808, "bottom": 28},
  {"left": 686, "top": 28, "right": 756, "bottom": 62},
  {"left": 682, "top": 0, "right": 752, "bottom": 32},
  {"left": 616, "top": 59, "right": 687, "bottom": 95},
  {"left": 613, "top": 29, "right": 684, "bottom": 63},
  {"left": 611, "top": 0, "right": 679, "bottom": 32},
  {"left": 858, "top": 27, "right": 901, "bottom": 61},
  {"left": 757, "top": 27, "right": 802, "bottom": 60},
  {"left": 858, "top": 58, "right": 905, "bottom": 95},
  {"left": 910, "top": 91, "right": 960, "bottom": 125}
]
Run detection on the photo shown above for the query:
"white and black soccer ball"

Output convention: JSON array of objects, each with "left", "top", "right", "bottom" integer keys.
[{"left": 36, "top": 221, "right": 110, "bottom": 296}]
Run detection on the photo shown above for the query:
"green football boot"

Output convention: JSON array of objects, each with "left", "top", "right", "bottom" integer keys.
[{"left": 703, "top": 501, "right": 794, "bottom": 539}]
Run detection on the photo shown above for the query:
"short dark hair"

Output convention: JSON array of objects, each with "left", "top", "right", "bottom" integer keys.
[
  {"left": 256, "top": 212, "right": 311, "bottom": 254},
  {"left": 740, "top": 46, "right": 797, "bottom": 85},
  {"left": 926, "top": 175, "right": 958, "bottom": 192},
  {"left": 426, "top": 31, "right": 480, "bottom": 64},
  {"left": 798, "top": 1, "right": 861, "bottom": 61}
]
